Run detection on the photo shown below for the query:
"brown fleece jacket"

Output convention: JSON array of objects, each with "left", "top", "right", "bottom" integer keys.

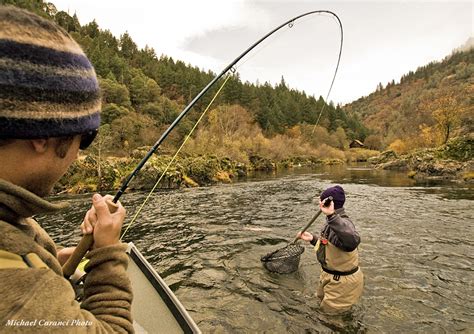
[{"left": 0, "top": 179, "right": 134, "bottom": 333}]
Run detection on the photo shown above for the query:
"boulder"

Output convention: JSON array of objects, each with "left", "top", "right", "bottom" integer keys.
[
  {"left": 378, "top": 159, "right": 409, "bottom": 171},
  {"left": 368, "top": 150, "right": 398, "bottom": 164}
]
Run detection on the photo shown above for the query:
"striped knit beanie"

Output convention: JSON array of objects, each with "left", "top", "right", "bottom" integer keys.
[{"left": 0, "top": 6, "right": 101, "bottom": 139}]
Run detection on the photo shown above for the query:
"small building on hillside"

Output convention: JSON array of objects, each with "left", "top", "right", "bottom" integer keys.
[{"left": 349, "top": 139, "right": 365, "bottom": 148}]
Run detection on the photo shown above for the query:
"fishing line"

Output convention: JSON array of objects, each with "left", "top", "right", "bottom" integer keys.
[
  {"left": 111, "top": 10, "right": 343, "bottom": 206},
  {"left": 120, "top": 73, "right": 233, "bottom": 240},
  {"left": 222, "top": 12, "right": 343, "bottom": 133},
  {"left": 312, "top": 13, "right": 343, "bottom": 132},
  {"left": 122, "top": 11, "right": 343, "bottom": 238},
  {"left": 63, "top": 11, "right": 344, "bottom": 277}
]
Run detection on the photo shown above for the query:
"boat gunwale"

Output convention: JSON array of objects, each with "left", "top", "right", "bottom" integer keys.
[{"left": 127, "top": 242, "right": 201, "bottom": 334}]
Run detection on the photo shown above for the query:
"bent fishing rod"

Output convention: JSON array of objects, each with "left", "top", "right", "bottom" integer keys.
[{"left": 63, "top": 10, "right": 343, "bottom": 278}]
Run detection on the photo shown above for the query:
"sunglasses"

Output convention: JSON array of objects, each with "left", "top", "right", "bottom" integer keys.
[{"left": 79, "top": 129, "right": 98, "bottom": 150}]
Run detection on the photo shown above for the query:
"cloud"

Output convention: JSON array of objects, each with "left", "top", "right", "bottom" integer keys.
[
  {"left": 51, "top": 0, "right": 472, "bottom": 104},
  {"left": 52, "top": 0, "right": 270, "bottom": 73}
]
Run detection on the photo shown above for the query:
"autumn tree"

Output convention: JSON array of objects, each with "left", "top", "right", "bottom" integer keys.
[
  {"left": 331, "top": 127, "right": 348, "bottom": 149},
  {"left": 430, "top": 91, "right": 463, "bottom": 144},
  {"left": 388, "top": 139, "right": 407, "bottom": 154}
]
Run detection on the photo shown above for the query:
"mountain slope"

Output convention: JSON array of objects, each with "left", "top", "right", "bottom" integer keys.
[{"left": 343, "top": 45, "right": 473, "bottom": 152}]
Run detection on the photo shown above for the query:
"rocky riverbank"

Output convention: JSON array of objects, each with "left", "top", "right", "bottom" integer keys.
[
  {"left": 54, "top": 153, "right": 343, "bottom": 194},
  {"left": 368, "top": 135, "right": 474, "bottom": 182}
]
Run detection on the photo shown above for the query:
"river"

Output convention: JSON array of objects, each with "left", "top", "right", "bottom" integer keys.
[{"left": 39, "top": 165, "right": 474, "bottom": 333}]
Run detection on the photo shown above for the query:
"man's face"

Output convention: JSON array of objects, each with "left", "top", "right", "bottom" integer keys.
[{"left": 27, "top": 136, "right": 82, "bottom": 197}]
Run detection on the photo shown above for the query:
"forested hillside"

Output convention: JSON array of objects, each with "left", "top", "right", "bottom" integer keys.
[
  {"left": 3, "top": 0, "right": 371, "bottom": 163},
  {"left": 4, "top": 0, "right": 471, "bottom": 162},
  {"left": 345, "top": 43, "right": 473, "bottom": 153}
]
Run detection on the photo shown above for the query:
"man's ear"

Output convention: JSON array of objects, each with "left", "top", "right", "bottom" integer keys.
[{"left": 30, "top": 139, "right": 49, "bottom": 153}]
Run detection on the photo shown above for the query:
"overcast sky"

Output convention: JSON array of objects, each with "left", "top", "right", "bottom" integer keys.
[{"left": 51, "top": 0, "right": 472, "bottom": 105}]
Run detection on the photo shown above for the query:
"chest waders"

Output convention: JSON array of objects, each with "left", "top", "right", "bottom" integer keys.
[{"left": 315, "top": 234, "right": 359, "bottom": 281}]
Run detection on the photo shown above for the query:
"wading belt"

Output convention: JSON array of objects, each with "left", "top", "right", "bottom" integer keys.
[{"left": 322, "top": 266, "right": 359, "bottom": 281}]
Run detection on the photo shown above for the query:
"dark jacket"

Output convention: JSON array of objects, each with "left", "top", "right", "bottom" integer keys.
[
  {"left": 311, "top": 208, "right": 361, "bottom": 272},
  {"left": 313, "top": 208, "right": 360, "bottom": 251}
]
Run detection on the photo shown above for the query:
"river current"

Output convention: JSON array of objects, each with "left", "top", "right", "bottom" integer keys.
[{"left": 40, "top": 165, "right": 474, "bottom": 333}]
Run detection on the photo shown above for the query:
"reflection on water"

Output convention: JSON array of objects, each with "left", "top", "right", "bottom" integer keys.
[
  {"left": 40, "top": 165, "right": 474, "bottom": 333},
  {"left": 251, "top": 164, "right": 474, "bottom": 198}
]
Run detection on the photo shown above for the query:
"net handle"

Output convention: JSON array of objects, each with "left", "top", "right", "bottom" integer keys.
[
  {"left": 292, "top": 209, "right": 322, "bottom": 244},
  {"left": 292, "top": 195, "right": 333, "bottom": 243}
]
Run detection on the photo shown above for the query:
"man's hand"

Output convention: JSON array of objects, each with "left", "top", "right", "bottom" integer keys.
[
  {"left": 319, "top": 197, "right": 335, "bottom": 216},
  {"left": 57, "top": 247, "right": 76, "bottom": 266},
  {"left": 80, "top": 193, "right": 126, "bottom": 249},
  {"left": 296, "top": 231, "right": 314, "bottom": 242}
]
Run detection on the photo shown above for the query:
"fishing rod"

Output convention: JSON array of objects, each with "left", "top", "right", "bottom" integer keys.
[
  {"left": 113, "top": 10, "right": 342, "bottom": 203},
  {"left": 63, "top": 10, "right": 343, "bottom": 278}
]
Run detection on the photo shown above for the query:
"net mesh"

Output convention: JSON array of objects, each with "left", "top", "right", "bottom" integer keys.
[{"left": 260, "top": 243, "right": 304, "bottom": 274}]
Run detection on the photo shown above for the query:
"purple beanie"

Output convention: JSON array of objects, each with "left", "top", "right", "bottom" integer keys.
[{"left": 320, "top": 185, "right": 345, "bottom": 209}]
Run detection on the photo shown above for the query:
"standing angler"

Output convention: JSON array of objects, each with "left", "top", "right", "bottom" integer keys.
[
  {"left": 0, "top": 6, "right": 133, "bottom": 333},
  {"left": 297, "top": 185, "right": 363, "bottom": 313}
]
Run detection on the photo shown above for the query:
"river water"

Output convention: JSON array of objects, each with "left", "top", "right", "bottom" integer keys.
[{"left": 40, "top": 165, "right": 474, "bottom": 333}]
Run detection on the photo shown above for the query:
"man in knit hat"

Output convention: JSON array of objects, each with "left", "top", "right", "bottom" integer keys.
[
  {"left": 0, "top": 6, "right": 133, "bottom": 332},
  {"left": 297, "top": 185, "right": 363, "bottom": 313}
]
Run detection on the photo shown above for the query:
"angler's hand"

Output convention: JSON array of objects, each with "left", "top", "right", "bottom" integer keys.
[
  {"left": 297, "top": 231, "right": 314, "bottom": 242},
  {"left": 80, "top": 194, "right": 126, "bottom": 249},
  {"left": 57, "top": 247, "right": 76, "bottom": 266},
  {"left": 319, "top": 198, "right": 335, "bottom": 216}
]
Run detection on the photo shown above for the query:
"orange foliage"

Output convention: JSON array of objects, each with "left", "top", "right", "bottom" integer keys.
[
  {"left": 286, "top": 125, "right": 302, "bottom": 138},
  {"left": 183, "top": 105, "right": 347, "bottom": 162},
  {"left": 417, "top": 123, "right": 441, "bottom": 147},
  {"left": 430, "top": 91, "right": 462, "bottom": 144},
  {"left": 388, "top": 139, "right": 407, "bottom": 154}
]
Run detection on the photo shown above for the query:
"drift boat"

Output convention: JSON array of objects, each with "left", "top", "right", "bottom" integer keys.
[{"left": 126, "top": 243, "right": 200, "bottom": 333}]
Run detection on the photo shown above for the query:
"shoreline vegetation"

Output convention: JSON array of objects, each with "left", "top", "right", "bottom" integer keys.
[
  {"left": 55, "top": 153, "right": 347, "bottom": 194},
  {"left": 369, "top": 134, "right": 473, "bottom": 183},
  {"left": 55, "top": 135, "right": 473, "bottom": 195}
]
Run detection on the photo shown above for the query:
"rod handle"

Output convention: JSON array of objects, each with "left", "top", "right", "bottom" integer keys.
[{"left": 62, "top": 200, "right": 118, "bottom": 278}]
